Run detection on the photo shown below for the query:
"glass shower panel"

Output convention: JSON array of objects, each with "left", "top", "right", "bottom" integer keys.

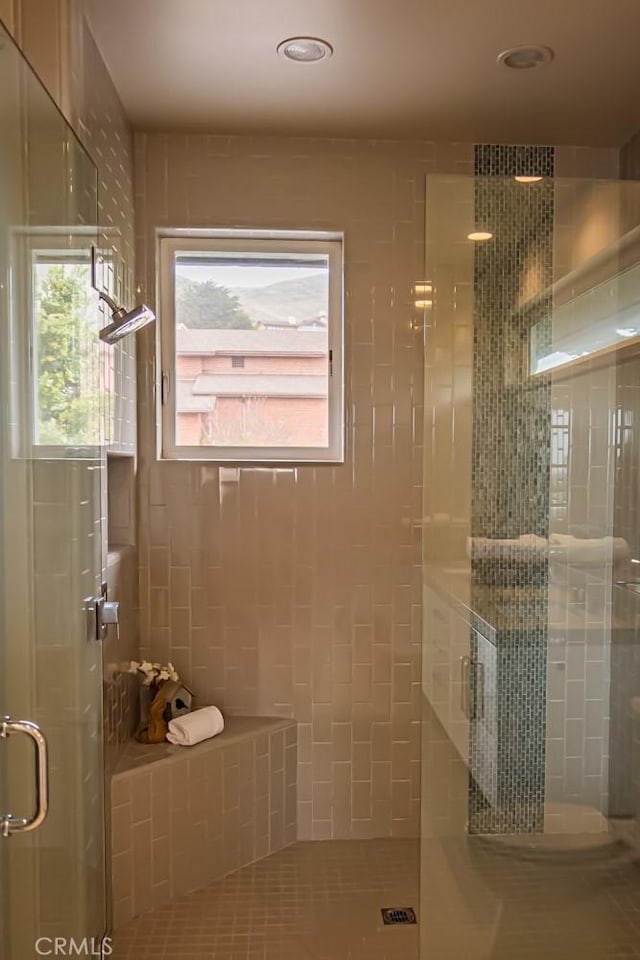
[
  {"left": 421, "top": 174, "right": 640, "bottom": 959},
  {"left": 0, "top": 22, "right": 105, "bottom": 958}
]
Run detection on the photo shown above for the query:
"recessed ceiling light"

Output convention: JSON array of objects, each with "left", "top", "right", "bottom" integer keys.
[
  {"left": 514, "top": 175, "right": 544, "bottom": 183},
  {"left": 497, "top": 45, "right": 554, "bottom": 70},
  {"left": 277, "top": 37, "right": 333, "bottom": 63},
  {"left": 468, "top": 231, "right": 493, "bottom": 242}
]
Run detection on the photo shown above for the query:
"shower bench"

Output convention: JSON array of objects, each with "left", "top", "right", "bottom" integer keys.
[{"left": 110, "top": 715, "right": 297, "bottom": 927}]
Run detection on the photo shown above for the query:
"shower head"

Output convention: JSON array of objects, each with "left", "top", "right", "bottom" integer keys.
[{"left": 98, "top": 290, "right": 155, "bottom": 344}]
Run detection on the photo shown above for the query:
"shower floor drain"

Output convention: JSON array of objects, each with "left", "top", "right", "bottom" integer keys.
[{"left": 381, "top": 907, "right": 417, "bottom": 925}]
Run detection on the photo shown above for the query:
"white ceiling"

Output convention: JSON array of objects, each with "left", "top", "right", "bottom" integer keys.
[{"left": 85, "top": 0, "right": 640, "bottom": 146}]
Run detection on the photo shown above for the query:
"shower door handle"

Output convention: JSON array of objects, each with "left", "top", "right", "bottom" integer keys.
[
  {"left": 0, "top": 717, "right": 49, "bottom": 837},
  {"left": 472, "top": 662, "right": 485, "bottom": 721},
  {"left": 460, "top": 658, "right": 484, "bottom": 720},
  {"left": 460, "top": 656, "right": 471, "bottom": 718}
]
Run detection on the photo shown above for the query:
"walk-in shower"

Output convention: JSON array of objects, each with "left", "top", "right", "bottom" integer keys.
[{"left": 421, "top": 167, "right": 640, "bottom": 958}]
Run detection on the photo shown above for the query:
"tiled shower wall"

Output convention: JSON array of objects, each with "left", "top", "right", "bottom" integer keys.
[{"left": 134, "top": 134, "right": 474, "bottom": 840}]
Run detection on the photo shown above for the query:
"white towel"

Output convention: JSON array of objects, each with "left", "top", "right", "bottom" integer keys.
[
  {"left": 467, "top": 534, "right": 548, "bottom": 561},
  {"left": 549, "top": 534, "right": 630, "bottom": 568},
  {"left": 166, "top": 706, "right": 224, "bottom": 746}
]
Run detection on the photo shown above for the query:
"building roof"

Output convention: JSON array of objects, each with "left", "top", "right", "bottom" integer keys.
[
  {"left": 191, "top": 373, "right": 328, "bottom": 399},
  {"left": 176, "top": 379, "right": 218, "bottom": 413},
  {"left": 176, "top": 328, "right": 327, "bottom": 357}
]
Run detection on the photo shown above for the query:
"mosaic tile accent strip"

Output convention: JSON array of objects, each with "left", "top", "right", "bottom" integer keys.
[
  {"left": 470, "top": 631, "right": 548, "bottom": 834},
  {"left": 474, "top": 144, "right": 555, "bottom": 178},
  {"left": 468, "top": 144, "right": 554, "bottom": 834}
]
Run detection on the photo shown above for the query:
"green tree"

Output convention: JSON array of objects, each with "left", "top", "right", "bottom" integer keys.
[
  {"left": 176, "top": 276, "right": 254, "bottom": 329},
  {"left": 37, "top": 264, "right": 100, "bottom": 445}
]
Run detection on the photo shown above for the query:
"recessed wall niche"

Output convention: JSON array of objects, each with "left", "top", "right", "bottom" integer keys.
[{"left": 107, "top": 453, "right": 136, "bottom": 548}]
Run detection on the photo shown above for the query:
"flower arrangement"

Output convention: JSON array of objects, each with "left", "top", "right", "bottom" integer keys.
[{"left": 129, "top": 660, "right": 179, "bottom": 688}]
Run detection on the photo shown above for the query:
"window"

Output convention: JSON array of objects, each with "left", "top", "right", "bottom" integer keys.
[
  {"left": 32, "top": 252, "right": 98, "bottom": 447},
  {"left": 158, "top": 233, "right": 344, "bottom": 462}
]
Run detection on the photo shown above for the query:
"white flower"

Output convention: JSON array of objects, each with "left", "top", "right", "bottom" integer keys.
[{"left": 130, "top": 659, "right": 180, "bottom": 687}]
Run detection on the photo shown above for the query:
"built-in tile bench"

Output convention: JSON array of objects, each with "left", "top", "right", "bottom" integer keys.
[{"left": 110, "top": 715, "right": 297, "bottom": 927}]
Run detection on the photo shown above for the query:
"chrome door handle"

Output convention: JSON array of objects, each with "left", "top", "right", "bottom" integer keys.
[
  {"left": 1, "top": 717, "right": 49, "bottom": 837},
  {"left": 472, "top": 661, "right": 485, "bottom": 721},
  {"left": 460, "top": 656, "right": 471, "bottom": 718}
]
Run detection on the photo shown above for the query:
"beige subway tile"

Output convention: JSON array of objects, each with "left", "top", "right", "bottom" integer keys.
[
  {"left": 312, "top": 703, "right": 332, "bottom": 742},
  {"left": 131, "top": 820, "right": 153, "bottom": 916},
  {"left": 311, "top": 819, "right": 332, "bottom": 841},
  {"left": 130, "top": 772, "right": 152, "bottom": 824},
  {"left": 391, "top": 780, "right": 411, "bottom": 820},
  {"left": 111, "top": 803, "right": 131, "bottom": 857},
  {"left": 151, "top": 834, "right": 171, "bottom": 887},
  {"left": 372, "top": 761, "right": 392, "bottom": 802},
  {"left": 352, "top": 741, "right": 372, "bottom": 781},
  {"left": 270, "top": 731, "right": 284, "bottom": 771},
  {"left": 332, "top": 722, "right": 352, "bottom": 762},
  {"left": 312, "top": 780, "right": 332, "bottom": 821},
  {"left": 112, "top": 850, "right": 133, "bottom": 903},
  {"left": 112, "top": 896, "right": 133, "bottom": 931}
]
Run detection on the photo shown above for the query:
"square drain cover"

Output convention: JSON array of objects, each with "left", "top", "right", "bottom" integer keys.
[{"left": 381, "top": 907, "right": 417, "bottom": 925}]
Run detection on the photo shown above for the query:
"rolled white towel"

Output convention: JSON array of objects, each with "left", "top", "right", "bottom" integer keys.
[
  {"left": 549, "top": 534, "right": 630, "bottom": 568},
  {"left": 166, "top": 706, "right": 224, "bottom": 746},
  {"left": 467, "top": 534, "right": 548, "bottom": 561}
]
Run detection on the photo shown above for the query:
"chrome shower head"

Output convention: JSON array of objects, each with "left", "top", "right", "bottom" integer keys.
[{"left": 98, "top": 291, "right": 155, "bottom": 344}]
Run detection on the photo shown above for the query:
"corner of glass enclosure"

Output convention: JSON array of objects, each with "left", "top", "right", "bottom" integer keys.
[{"left": 420, "top": 171, "right": 640, "bottom": 957}]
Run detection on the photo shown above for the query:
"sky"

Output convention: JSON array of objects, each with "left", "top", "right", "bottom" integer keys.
[{"left": 176, "top": 264, "right": 326, "bottom": 289}]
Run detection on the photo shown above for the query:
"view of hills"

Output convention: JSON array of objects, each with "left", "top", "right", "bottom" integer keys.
[
  {"left": 232, "top": 273, "right": 328, "bottom": 327},
  {"left": 175, "top": 272, "right": 328, "bottom": 329}
]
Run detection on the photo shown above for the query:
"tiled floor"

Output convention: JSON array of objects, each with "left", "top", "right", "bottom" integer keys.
[
  {"left": 112, "top": 839, "right": 420, "bottom": 960},
  {"left": 422, "top": 833, "right": 640, "bottom": 960},
  {"left": 113, "top": 832, "right": 640, "bottom": 960}
]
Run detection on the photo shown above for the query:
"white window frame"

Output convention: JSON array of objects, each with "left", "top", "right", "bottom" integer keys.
[{"left": 158, "top": 232, "right": 344, "bottom": 463}]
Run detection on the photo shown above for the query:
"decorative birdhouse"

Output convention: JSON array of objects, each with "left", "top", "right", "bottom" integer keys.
[{"left": 161, "top": 680, "right": 194, "bottom": 720}]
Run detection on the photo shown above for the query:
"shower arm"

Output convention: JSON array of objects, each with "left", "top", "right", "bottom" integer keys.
[{"left": 97, "top": 288, "right": 126, "bottom": 318}]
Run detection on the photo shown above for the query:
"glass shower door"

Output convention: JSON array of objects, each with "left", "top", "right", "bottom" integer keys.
[{"left": 0, "top": 21, "right": 106, "bottom": 957}]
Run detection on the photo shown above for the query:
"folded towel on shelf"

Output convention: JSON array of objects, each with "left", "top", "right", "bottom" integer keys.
[
  {"left": 549, "top": 534, "right": 630, "bottom": 568},
  {"left": 166, "top": 706, "right": 224, "bottom": 746}
]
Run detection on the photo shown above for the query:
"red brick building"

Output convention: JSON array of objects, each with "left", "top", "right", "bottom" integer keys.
[{"left": 175, "top": 328, "right": 329, "bottom": 447}]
